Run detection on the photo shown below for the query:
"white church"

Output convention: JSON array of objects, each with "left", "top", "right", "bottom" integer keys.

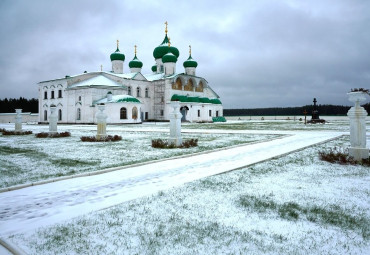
[{"left": 38, "top": 24, "right": 223, "bottom": 124}]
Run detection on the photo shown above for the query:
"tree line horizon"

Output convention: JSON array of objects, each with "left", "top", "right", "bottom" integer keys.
[{"left": 0, "top": 97, "right": 369, "bottom": 116}]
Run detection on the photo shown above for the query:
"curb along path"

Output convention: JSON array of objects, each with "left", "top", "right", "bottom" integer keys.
[{"left": 0, "top": 131, "right": 342, "bottom": 239}]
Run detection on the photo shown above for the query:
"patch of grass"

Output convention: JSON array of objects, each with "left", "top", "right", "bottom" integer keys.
[
  {"left": 50, "top": 158, "right": 100, "bottom": 167},
  {"left": 0, "top": 146, "right": 48, "bottom": 157},
  {"left": 238, "top": 195, "right": 370, "bottom": 237}
]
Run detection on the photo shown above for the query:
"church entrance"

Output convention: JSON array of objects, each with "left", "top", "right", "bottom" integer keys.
[{"left": 180, "top": 106, "right": 189, "bottom": 122}]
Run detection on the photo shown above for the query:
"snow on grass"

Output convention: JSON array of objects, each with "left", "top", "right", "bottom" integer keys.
[
  {"left": 0, "top": 123, "right": 280, "bottom": 188},
  {"left": 184, "top": 117, "right": 370, "bottom": 132},
  {"left": 9, "top": 136, "right": 369, "bottom": 255}
]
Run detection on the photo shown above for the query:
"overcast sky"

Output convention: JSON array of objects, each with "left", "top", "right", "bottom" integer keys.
[{"left": 0, "top": 0, "right": 369, "bottom": 108}]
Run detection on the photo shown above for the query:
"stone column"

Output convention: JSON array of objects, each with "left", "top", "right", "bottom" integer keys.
[
  {"left": 169, "top": 101, "right": 182, "bottom": 146},
  {"left": 15, "top": 109, "right": 22, "bottom": 132},
  {"left": 49, "top": 105, "right": 58, "bottom": 134},
  {"left": 96, "top": 104, "right": 108, "bottom": 140},
  {"left": 347, "top": 92, "right": 369, "bottom": 160}
]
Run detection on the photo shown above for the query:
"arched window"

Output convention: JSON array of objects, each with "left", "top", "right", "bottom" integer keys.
[
  {"left": 44, "top": 110, "right": 47, "bottom": 121},
  {"left": 120, "top": 107, "right": 127, "bottom": 119},
  {"left": 77, "top": 108, "right": 81, "bottom": 120},
  {"left": 132, "top": 107, "right": 138, "bottom": 120},
  {"left": 128, "top": 86, "right": 132, "bottom": 96},
  {"left": 51, "top": 91, "right": 55, "bottom": 99},
  {"left": 184, "top": 79, "right": 194, "bottom": 91},
  {"left": 44, "top": 91, "right": 47, "bottom": 99},
  {"left": 196, "top": 81, "right": 204, "bottom": 92},
  {"left": 136, "top": 87, "right": 141, "bottom": 97},
  {"left": 58, "top": 109, "right": 62, "bottom": 121},
  {"left": 172, "top": 78, "right": 182, "bottom": 90},
  {"left": 145, "top": 88, "right": 149, "bottom": 98}
]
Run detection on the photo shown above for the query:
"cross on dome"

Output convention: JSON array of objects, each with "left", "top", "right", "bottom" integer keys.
[{"left": 165, "top": 21, "right": 168, "bottom": 34}]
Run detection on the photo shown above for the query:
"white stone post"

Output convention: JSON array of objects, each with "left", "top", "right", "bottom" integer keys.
[
  {"left": 15, "top": 109, "right": 22, "bottom": 132},
  {"left": 169, "top": 101, "right": 182, "bottom": 146},
  {"left": 49, "top": 105, "right": 58, "bottom": 134},
  {"left": 347, "top": 92, "right": 369, "bottom": 160},
  {"left": 96, "top": 104, "right": 108, "bottom": 140}
]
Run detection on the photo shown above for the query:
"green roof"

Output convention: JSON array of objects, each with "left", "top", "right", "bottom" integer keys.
[
  {"left": 110, "top": 48, "right": 125, "bottom": 61},
  {"left": 116, "top": 97, "right": 140, "bottom": 103},
  {"left": 151, "top": 65, "right": 157, "bottom": 72},
  {"left": 153, "top": 34, "right": 180, "bottom": 59},
  {"left": 171, "top": 94, "right": 222, "bottom": 104},
  {"left": 162, "top": 52, "right": 177, "bottom": 63},
  {"left": 183, "top": 55, "right": 198, "bottom": 68},
  {"left": 129, "top": 55, "right": 143, "bottom": 68}
]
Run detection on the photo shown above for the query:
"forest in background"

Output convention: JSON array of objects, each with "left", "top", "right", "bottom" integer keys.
[{"left": 0, "top": 97, "right": 369, "bottom": 116}]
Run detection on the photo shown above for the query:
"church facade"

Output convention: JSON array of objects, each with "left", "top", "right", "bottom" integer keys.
[{"left": 38, "top": 24, "right": 223, "bottom": 124}]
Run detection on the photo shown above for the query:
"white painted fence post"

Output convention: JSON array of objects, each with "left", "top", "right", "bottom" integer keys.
[{"left": 347, "top": 92, "right": 369, "bottom": 160}]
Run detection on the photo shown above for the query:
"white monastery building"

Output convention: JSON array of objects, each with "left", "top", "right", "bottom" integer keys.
[{"left": 38, "top": 24, "right": 223, "bottom": 124}]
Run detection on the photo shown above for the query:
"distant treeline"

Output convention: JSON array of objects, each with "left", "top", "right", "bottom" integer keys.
[
  {"left": 224, "top": 103, "right": 370, "bottom": 116},
  {"left": 0, "top": 97, "right": 38, "bottom": 113},
  {"left": 0, "top": 98, "right": 369, "bottom": 116}
]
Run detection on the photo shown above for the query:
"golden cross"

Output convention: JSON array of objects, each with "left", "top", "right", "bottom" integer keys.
[
  {"left": 134, "top": 45, "right": 137, "bottom": 55},
  {"left": 164, "top": 21, "right": 168, "bottom": 34},
  {"left": 117, "top": 40, "right": 119, "bottom": 49},
  {"left": 189, "top": 45, "right": 191, "bottom": 55}
]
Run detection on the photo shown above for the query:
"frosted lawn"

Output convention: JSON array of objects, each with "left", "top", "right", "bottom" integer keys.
[
  {"left": 9, "top": 136, "right": 369, "bottom": 255},
  {"left": 0, "top": 123, "right": 280, "bottom": 188}
]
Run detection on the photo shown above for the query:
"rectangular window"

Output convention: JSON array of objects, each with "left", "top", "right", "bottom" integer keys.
[
  {"left": 78, "top": 96, "right": 81, "bottom": 101},
  {"left": 209, "top": 110, "right": 212, "bottom": 117},
  {"left": 160, "top": 110, "right": 164, "bottom": 116},
  {"left": 44, "top": 91, "right": 47, "bottom": 99},
  {"left": 145, "top": 112, "right": 148, "bottom": 120},
  {"left": 51, "top": 91, "right": 55, "bottom": 99},
  {"left": 58, "top": 90, "right": 62, "bottom": 98},
  {"left": 198, "top": 110, "right": 200, "bottom": 117},
  {"left": 216, "top": 111, "right": 219, "bottom": 117}
]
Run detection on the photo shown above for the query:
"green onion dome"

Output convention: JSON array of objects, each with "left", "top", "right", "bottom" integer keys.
[
  {"left": 151, "top": 64, "right": 157, "bottom": 72},
  {"left": 183, "top": 55, "right": 198, "bottom": 68},
  {"left": 129, "top": 55, "right": 143, "bottom": 68},
  {"left": 153, "top": 34, "right": 180, "bottom": 59},
  {"left": 110, "top": 47, "right": 125, "bottom": 61},
  {"left": 162, "top": 52, "right": 177, "bottom": 63}
]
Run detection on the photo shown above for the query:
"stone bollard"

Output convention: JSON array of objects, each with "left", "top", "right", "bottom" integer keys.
[
  {"left": 168, "top": 101, "right": 182, "bottom": 146},
  {"left": 347, "top": 91, "right": 369, "bottom": 160},
  {"left": 15, "top": 109, "right": 22, "bottom": 132},
  {"left": 49, "top": 105, "right": 58, "bottom": 134},
  {"left": 96, "top": 104, "right": 108, "bottom": 140}
]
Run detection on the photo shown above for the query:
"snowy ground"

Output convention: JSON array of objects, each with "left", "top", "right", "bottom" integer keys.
[
  {"left": 0, "top": 123, "right": 280, "bottom": 188},
  {"left": 0, "top": 118, "right": 369, "bottom": 254}
]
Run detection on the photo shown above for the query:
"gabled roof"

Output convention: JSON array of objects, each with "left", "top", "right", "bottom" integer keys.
[{"left": 67, "top": 75, "right": 125, "bottom": 89}]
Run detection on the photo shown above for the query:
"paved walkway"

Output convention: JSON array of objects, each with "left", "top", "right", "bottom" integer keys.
[{"left": 0, "top": 131, "right": 342, "bottom": 238}]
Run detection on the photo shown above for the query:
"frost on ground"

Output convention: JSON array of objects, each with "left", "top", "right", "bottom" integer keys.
[
  {"left": 0, "top": 123, "right": 279, "bottom": 188},
  {"left": 9, "top": 136, "right": 370, "bottom": 255}
]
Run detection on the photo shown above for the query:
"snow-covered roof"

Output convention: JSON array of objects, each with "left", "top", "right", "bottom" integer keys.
[
  {"left": 144, "top": 73, "right": 165, "bottom": 81},
  {"left": 68, "top": 75, "right": 124, "bottom": 89},
  {"left": 94, "top": 95, "right": 141, "bottom": 105}
]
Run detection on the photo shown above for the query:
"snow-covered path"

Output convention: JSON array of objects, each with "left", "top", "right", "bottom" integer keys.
[{"left": 0, "top": 131, "right": 342, "bottom": 237}]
